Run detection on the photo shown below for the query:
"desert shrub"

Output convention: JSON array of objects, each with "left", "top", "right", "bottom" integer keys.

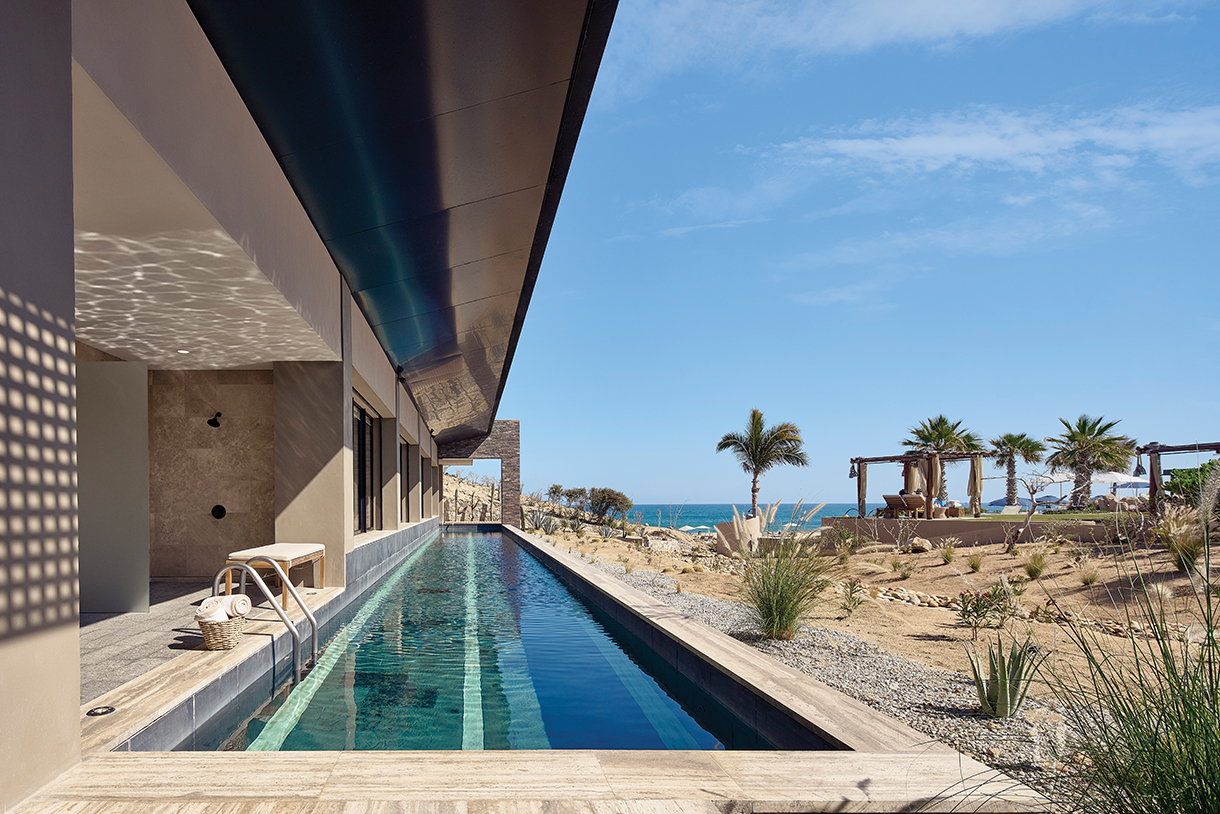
[
  {"left": 957, "top": 580, "right": 1021, "bottom": 639},
  {"left": 965, "top": 635, "right": 1046, "bottom": 718},
  {"left": 967, "top": 552, "right": 984, "bottom": 573},
  {"left": 840, "top": 577, "right": 865, "bottom": 616},
  {"left": 896, "top": 559, "right": 916, "bottom": 580},
  {"left": 936, "top": 537, "right": 959, "bottom": 564},
  {"left": 1079, "top": 566, "right": 1100, "bottom": 586},
  {"left": 1023, "top": 550, "right": 1048, "bottom": 579},
  {"left": 741, "top": 538, "right": 833, "bottom": 639}
]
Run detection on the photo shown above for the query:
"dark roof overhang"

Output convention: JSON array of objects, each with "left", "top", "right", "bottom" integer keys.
[{"left": 187, "top": 0, "right": 617, "bottom": 444}]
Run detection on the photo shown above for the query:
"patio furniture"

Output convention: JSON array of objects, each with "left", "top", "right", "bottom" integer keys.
[
  {"left": 224, "top": 543, "right": 325, "bottom": 612},
  {"left": 882, "top": 494, "right": 925, "bottom": 518}
]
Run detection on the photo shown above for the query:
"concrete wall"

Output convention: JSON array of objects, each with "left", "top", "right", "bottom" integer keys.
[
  {"left": 817, "top": 516, "right": 1113, "bottom": 546},
  {"left": 77, "top": 362, "right": 149, "bottom": 611},
  {"left": 148, "top": 370, "right": 274, "bottom": 578},
  {"left": 0, "top": 2, "right": 81, "bottom": 807}
]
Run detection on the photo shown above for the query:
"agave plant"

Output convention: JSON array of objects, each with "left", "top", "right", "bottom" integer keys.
[
  {"left": 965, "top": 635, "right": 1046, "bottom": 718},
  {"left": 539, "top": 515, "right": 560, "bottom": 535}
]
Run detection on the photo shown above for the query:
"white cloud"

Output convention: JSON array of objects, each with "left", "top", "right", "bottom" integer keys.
[
  {"left": 598, "top": 0, "right": 1194, "bottom": 101},
  {"left": 659, "top": 218, "right": 766, "bottom": 236},
  {"left": 780, "top": 104, "right": 1220, "bottom": 183},
  {"left": 795, "top": 203, "right": 1115, "bottom": 267}
]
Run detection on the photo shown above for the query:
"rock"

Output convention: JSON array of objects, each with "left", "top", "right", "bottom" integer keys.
[{"left": 908, "top": 537, "right": 932, "bottom": 553}]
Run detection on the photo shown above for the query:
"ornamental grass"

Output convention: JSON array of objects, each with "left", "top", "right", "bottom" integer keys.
[{"left": 1041, "top": 467, "right": 1220, "bottom": 813}]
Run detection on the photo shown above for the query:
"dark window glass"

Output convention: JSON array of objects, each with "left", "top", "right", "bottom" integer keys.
[{"left": 353, "top": 402, "right": 378, "bottom": 533}]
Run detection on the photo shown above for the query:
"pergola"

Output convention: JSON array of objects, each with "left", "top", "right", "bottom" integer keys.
[
  {"left": 1135, "top": 441, "right": 1220, "bottom": 508},
  {"left": 849, "top": 451, "right": 989, "bottom": 518}
]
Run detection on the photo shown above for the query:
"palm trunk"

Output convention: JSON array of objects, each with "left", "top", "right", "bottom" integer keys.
[
  {"left": 750, "top": 472, "right": 760, "bottom": 516},
  {"left": 1071, "top": 462, "right": 1091, "bottom": 509},
  {"left": 939, "top": 461, "right": 948, "bottom": 501},
  {"left": 1006, "top": 458, "right": 1018, "bottom": 506}
]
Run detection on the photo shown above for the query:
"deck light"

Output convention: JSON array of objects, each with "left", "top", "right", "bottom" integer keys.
[{"left": 176, "top": 349, "right": 190, "bottom": 354}]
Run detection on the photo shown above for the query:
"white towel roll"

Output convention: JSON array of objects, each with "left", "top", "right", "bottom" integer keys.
[
  {"left": 195, "top": 596, "right": 228, "bottom": 622},
  {"left": 220, "top": 593, "right": 252, "bottom": 618}
]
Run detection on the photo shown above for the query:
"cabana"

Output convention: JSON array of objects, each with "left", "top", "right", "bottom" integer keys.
[{"left": 848, "top": 451, "right": 989, "bottom": 518}]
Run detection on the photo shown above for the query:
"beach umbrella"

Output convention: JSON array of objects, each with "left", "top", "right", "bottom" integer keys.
[
  {"left": 1031, "top": 471, "right": 1074, "bottom": 487},
  {"left": 989, "top": 497, "right": 1031, "bottom": 509},
  {"left": 1092, "top": 471, "right": 1142, "bottom": 484},
  {"left": 678, "top": 525, "right": 696, "bottom": 532},
  {"left": 691, "top": 525, "right": 712, "bottom": 531}
]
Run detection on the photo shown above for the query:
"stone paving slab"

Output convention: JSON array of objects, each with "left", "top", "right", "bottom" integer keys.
[{"left": 12, "top": 751, "right": 1047, "bottom": 813}]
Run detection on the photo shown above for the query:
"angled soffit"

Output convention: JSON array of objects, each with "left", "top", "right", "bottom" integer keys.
[
  {"left": 186, "top": 0, "right": 617, "bottom": 444},
  {"left": 72, "top": 61, "right": 340, "bottom": 369}
]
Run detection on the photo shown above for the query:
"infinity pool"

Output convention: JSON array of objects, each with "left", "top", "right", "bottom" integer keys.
[{"left": 221, "top": 531, "right": 770, "bottom": 751}]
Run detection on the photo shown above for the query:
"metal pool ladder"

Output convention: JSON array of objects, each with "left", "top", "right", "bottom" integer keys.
[{"left": 211, "top": 558, "right": 319, "bottom": 684}]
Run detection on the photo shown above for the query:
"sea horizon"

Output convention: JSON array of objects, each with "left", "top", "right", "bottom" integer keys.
[{"left": 630, "top": 502, "right": 880, "bottom": 531}]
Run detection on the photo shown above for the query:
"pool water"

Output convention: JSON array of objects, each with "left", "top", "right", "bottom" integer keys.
[{"left": 229, "top": 532, "right": 770, "bottom": 751}]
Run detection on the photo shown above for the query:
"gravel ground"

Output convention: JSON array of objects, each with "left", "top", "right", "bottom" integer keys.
[{"left": 590, "top": 559, "right": 1075, "bottom": 799}]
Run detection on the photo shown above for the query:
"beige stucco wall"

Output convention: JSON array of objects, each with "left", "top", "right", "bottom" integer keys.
[
  {"left": 351, "top": 299, "right": 397, "bottom": 418},
  {"left": 148, "top": 370, "right": 275, "bottom": 578},
  {"left": 0, "top": 3, "right": 80, "bottom": 807},
  {"left": 274, "top": 361, "right": 353, "bottom": 587}
]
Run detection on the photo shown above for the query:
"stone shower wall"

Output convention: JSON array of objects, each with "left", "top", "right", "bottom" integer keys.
[{"left": 148, "top": 370, "right": 274, "bottom": 577}]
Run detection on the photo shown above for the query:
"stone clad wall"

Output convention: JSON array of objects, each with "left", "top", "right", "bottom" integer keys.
[
  {"left": 438, "top": 420, "right": 520, "bottom": 525},
  {"left": 149, "top": 369, "right": 274, "bottom": 577}
]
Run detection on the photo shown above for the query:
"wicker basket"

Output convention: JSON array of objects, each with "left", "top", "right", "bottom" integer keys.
[{"left": 199, "top": 616, "right": 245, "bottom": 650}]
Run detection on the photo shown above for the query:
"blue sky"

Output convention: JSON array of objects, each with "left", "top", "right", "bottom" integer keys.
[{"left": 494, "top": 0, "right": 1220, "bottom": 506}]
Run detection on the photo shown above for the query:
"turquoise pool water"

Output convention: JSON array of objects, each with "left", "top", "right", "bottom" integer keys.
[{"left": 227, "top": 531, "right": 769, "bottom": 751}]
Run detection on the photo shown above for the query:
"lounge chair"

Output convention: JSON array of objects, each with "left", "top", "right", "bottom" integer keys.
[{"left": 882, "top": 494, "right": 925, "bottom": 518}]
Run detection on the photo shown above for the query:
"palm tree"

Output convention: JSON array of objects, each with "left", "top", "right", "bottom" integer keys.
[
  {"left": 716, "top": 409, "right": 809, "bottom": 516},
  {"left": 1045, "top": 415, "right": 1136, "bottom": 510},
  {"left": 990, "top": 433, "right": 1046, "bottom": 507},
  {"left": 901, "top": 415, "right": 983, "bottom": 500}
]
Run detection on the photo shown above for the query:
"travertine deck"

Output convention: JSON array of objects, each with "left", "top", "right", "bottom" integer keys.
[{"left": 13, "top": 750, "right": 1046, "bottom": 813}]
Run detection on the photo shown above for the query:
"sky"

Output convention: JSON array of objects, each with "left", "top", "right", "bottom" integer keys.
[{"left": 494, "top": 0, "right": 1220, "bottom": 507}]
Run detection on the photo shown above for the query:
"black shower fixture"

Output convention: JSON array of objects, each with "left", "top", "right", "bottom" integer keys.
[{"left": 207, "top": 412, "right": 222, "bottom": 428}]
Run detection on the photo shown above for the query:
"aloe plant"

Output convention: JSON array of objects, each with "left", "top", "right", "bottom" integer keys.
[{"left": 965, "top": 635, "right": 1046, "bottom": 718}]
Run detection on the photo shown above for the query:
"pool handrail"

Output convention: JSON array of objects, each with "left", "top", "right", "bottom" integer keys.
[
  {"left": 242, "top": 555, "right": 320, "bottom": 670},
  {"left": 211, "top": 561, "right": 304, "bottom": 684}
]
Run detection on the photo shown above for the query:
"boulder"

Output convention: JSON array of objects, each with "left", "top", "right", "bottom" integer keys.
[{"left": 907, "top": 537, "right": 932, "bottom": 553}]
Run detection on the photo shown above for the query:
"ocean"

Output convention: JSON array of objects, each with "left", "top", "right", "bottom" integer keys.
[{"left": 629, "top": 503, "right": 883, "bottom": 531}]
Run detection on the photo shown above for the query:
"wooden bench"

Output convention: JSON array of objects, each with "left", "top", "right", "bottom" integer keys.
[{"left": 224, "top": 543, "right": 325, "bottom": 612}]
